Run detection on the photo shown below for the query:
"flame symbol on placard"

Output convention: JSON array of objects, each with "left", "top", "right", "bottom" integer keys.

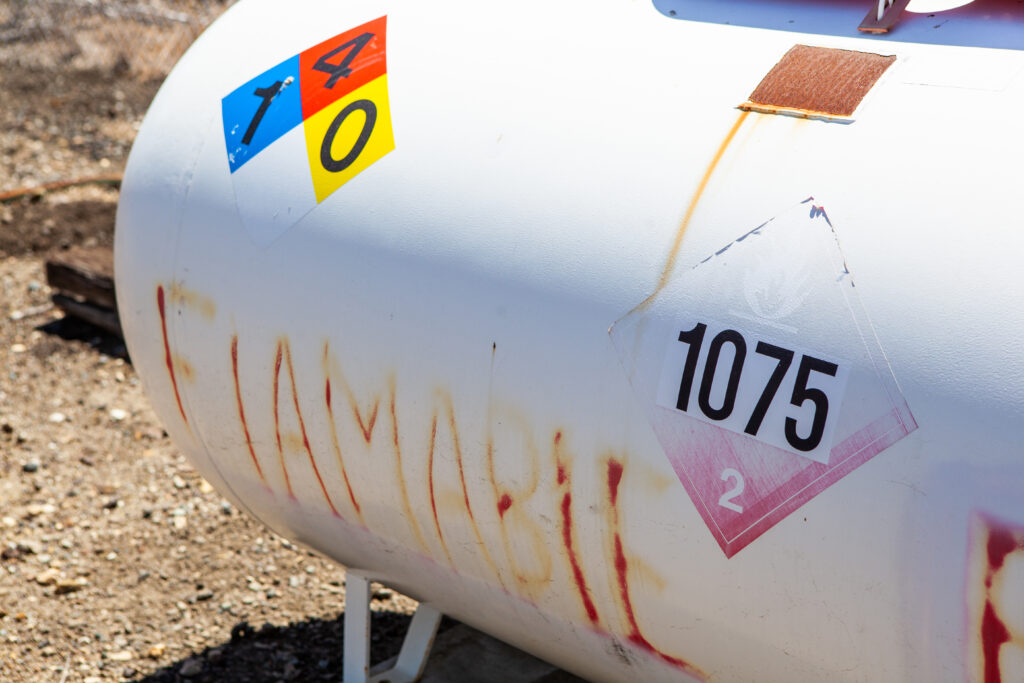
[{"left": 742, "top": 237, "right": 813, "bottom": 321}]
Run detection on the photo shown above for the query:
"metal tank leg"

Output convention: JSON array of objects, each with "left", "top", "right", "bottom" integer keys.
[{"left": 344, "top": 570, "right": 443, "bottom": 683}]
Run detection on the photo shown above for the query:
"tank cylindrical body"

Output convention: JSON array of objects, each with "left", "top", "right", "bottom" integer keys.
[{"left": 116, "top": 2, "right": 1024, "bottom": 681}]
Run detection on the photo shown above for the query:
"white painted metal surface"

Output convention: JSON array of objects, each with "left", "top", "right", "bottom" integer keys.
[{"left": 115, "top": 1, "right": 1024, "bottom": 681}]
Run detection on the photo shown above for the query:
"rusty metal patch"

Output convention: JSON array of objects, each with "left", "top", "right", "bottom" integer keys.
[{"left": 741, "top": 45, "right": 896, "bottom": 120}]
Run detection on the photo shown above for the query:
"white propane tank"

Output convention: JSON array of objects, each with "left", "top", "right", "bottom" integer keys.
[{"left": 115, "top": 1, "right": 1024, "bottom": 681}]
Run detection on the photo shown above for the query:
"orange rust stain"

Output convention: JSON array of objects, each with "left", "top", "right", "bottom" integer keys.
[
  {"left": 497, "top": 493, "right": 513, "bottom": 518},
  {"left": 554, "top": 432, "right": 600, "bottom": 627},
  {"left": 637, "top": 111, "right": 749, "bottom": 312},
  {"left": 746, "top": 45, "right": 895, "bottom": 118},
  {"left": 281, "top": 339, "right": 340, "bottom": 517},
  {"left": 388, "top": 377, "right": 431, "bottom": 555},
  {"left": 605, "top": 457, "right": 705, "bottom": 678},
  {"left": 231, "top": 335, "right": 266, "bottom": 487},
  {"left": 156, "top": 285, "right": 189, "bottom": 427},
  {"left": 272, "top": 341, "right": 295, "bottom": 499},
  {"left": 426, "top": 412, "right": 455, "bottom": 568},
  {"left": 173, "top": 355, "right": 196, "bottom": 383},
  {"left": 168, "top": 282, "right": 217, "bottom": 320},
  {"left": 322, "top": 342, "right": 364, "bottom": 523}
]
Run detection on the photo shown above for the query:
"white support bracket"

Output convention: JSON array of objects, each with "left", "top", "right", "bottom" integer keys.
[
  {"left": 858, "top": 0, "right": 912, "bottom": 32},
  {"left": 343, "top": 570, "right": 443, "bottom": 683}
]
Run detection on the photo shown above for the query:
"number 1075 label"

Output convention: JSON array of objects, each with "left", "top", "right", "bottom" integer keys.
[{"left": 655, "top": 320, "right": 849, "bottom": 464}]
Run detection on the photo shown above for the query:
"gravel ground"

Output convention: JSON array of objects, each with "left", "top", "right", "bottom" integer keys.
[{"left": 0, "top": 5, "right": 423, "bottom": 682}]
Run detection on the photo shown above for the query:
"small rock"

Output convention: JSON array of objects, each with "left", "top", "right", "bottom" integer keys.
[
  {"left": 106, "top": 649, "right": 133, "bottom": 662},
  {"left": 372, "top": 587, "right": 393, "bottom": 601},
  {"left": 108, "top": 408, "right": 127, "bottom": 421},
  {"left": 1, "top": 517, "right": 14, "bottom": 528},
  {"left": 146, "top": 643, "right": 166, "bottom": 659},
  {"left": 25, "top": 504, "right": 54, "bottom": 518},
  {"left": 172, "top": 475, "right": 187, "bottom": 490},
  {"left": 10, "top": 344, "right": 26, "bottom": 354},
  {"left": 171, "top": 516, "right": 187, "bottom": 530},
  {"left": 196, "top": 590, "right": 214, "bottom": 602},
  {"left": 198, "top": 479, "right": 214, "bottom": 494},
  {"left": 47, "top": 412, "right": 66, "bottom": 424},
  {"left": 22, "top": 461, "right": 40, "bottom": 473},
  {"left": 179, "top": 657, "right": 204, "bottom": 677},
  {"left": 33, "top": 568, "right": 59, "bottom": 586},
  {"left": 54, "top": 578, "right": 87, "bottom": 595},
  {"left": 15, "top": 538, "right": 40, "bottom": 554}
]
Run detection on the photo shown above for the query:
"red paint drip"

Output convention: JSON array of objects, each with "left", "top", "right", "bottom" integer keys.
[
  {"left": 982, "top": 601, "right": 1010, "bottom": 683},
  {"left": 607, "top": 459, "right": 703, "bottom": 677},
  {"left": 456, "top": 446, "right": 476, "bottom": 524},
  {"left": 556, "top": 465, "right": 567, "bottom": 486},
  {"left": 324, "top": 376, "right": 361, "bottom": 517},
  {"left": 426, "top": 416, "right": 453, "bottom": 565},
  {"left": 283, "top": 342, "right": 339, "bottom": 517},
  {"left": 156, "top": 286, "right": 188, "bottom": 426},
  {"left": 272, "top": 342, "right": 294, "bottom": 499},
  {"left": 987, "top": 527, "right": 1018, "bottom": 574},
  {"left": 354, "top": 400, "right": 379, "bottom": 443},
  {"left": 497, "top": 493, "right": 513, "bottom": 518},
  {"left": 607, "top": 458, "right": 624, "bottom": 507},
  {"left": 561, "top": 491, "right": 599, "bottom": 625},
  {"left": 231, "top": 335, "right": 265, "bottom": 485}
]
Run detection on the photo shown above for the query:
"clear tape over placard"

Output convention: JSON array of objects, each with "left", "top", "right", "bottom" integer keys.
[{"left": 611, "top": 198, "right": 916, "bottom": 558}]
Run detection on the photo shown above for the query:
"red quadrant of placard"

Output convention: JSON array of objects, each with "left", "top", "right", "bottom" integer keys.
[
  {"left": 299, "top": 16, "right": 387, "bottom": 120},
  {"left": 655, "top": 405, "right": 914, "bottom": 558}
]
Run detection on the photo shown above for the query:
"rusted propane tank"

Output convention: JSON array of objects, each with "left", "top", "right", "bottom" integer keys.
[{"left": 116, "top": 1, "right": 1024, "bottom": 680}]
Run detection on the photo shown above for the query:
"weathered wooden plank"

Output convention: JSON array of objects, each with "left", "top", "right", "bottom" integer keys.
[{"left": 46, "top": 246, "right": 116, "bottom": 310}]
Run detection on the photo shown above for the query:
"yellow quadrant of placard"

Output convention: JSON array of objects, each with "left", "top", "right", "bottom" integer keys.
[{"left": 303, "top": 75, "right": 394, "bottom": 203}]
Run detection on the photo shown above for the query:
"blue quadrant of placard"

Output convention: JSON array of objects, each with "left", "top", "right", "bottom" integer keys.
[{"left": 222, "top": 55, "right": 303, "bottom": 173}]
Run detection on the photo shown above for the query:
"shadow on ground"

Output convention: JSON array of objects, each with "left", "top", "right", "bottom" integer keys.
[
  {"left": 135, "top": 612, "right": 455, "bottom": 683},
  {"left": 37, "top": 315, "right": 128, "bottom": 360}
]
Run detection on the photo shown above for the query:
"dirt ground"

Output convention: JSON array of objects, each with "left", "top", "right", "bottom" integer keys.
[{"left": 0, "top": 6, "right": 425, "bottom": 682}]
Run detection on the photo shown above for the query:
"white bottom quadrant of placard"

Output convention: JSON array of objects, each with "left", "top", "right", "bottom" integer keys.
[
  {"left": 610, "top": 198, "right": 916, "bottom": 558},
  {"left": 229, "top": 125, "right": 317, "bottom": 248}
]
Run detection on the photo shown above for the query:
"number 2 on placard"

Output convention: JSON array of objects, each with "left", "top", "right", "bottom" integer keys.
[{"left": 718, "top": 468, "right": 745, "bottom": 513}]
